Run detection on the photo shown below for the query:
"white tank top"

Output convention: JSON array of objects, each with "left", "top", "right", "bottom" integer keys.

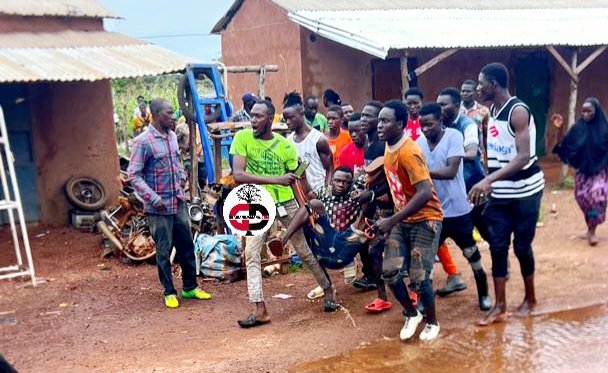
[
  {"left": 487, "top": 97, "right": 544, "bottom": 199},
  {"left": 288, "top": 128, "right": 326, "bottom": 191}
]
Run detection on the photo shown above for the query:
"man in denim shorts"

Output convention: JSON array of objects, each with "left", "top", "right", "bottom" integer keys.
[{"left": 375, "top": 100, "right": 444, "bottom": 341}]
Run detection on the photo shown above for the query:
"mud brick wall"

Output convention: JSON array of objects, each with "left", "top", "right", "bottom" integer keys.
[{"left": 28, "top": 80, "right": 121, "bottom": 225}]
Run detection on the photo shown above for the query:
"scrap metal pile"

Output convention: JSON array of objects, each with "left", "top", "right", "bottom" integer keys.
[{"left": 65, "top": 157, "right": 218, "bottom": 263}]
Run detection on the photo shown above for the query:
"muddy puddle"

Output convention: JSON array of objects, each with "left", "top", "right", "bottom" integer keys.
[{"left": 291, "top": 304, "right": 608, "bottom": 373}]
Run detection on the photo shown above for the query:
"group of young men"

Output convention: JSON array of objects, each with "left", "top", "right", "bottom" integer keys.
[{"left": 128, "top": 62, "right": 544, "bottom": 342}]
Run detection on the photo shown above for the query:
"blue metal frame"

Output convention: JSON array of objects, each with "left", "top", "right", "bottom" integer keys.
[{"left": 184, "top": 64, "right": 233, "bottom": 184}]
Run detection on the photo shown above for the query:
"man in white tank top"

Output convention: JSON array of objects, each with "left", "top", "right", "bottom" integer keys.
[
  {"left": 283, "top": 93, "right": 333, "bottom": 192},
  {"left": 469, "top": 62, "right": 544, "bottom": 327}
]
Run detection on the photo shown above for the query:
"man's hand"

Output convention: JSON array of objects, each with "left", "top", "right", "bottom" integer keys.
[
  {"left": 351, "top": 189, "right": 372, "bottom": 204},
  {"left": 275, "top": 173, "right": 299, "bottom": 186},
  {"left": 154, "top": 199, "right": 167, "bottom": 212},
  {"left": 468, "top": 178, "right": 492, "bottom": 206},
  {"left": 374, "top": 216, "right": 395, "bottom": 234}
]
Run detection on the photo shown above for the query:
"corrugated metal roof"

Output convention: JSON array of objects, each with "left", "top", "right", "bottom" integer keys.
[
  {"left": 0, "top": 31, "right": 141, "bottom": 49},
  {"left": 0, "top": 31, "right": 193, "bottom": 82},
  {"left": 273, "top": 0, "right": 608, "bottom": 11},
  {"left": 0, "top": 0, "right": 120, "bottom": 19},
  {"left": 211, "top": 0, "right": 608, "bottom": 33},
  {"left": 290, "top": 8, "right": 608, "bottom": 58}
]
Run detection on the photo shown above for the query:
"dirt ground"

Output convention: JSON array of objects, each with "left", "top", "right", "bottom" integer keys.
[{"left": 1, "top": 161, "right": 608, "bottom": 373}]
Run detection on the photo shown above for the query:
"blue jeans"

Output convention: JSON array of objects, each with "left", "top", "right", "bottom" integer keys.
[
  {"left": 304, "top": 215, "right": 367, "bottom": 270},
  {"left": 147, "top": 202, "right": 198, "bottom": 296}
]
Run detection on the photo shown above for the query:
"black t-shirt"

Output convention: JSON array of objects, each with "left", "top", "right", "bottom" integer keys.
[{"left": 364, "top": 139, "right": 385, "bottom": 163}]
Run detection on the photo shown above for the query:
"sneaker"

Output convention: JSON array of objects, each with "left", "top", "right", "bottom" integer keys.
[
  {"left": 343, "top": 262, "right": 357, "bottom": 284},
  {"left": 400, "top": 310, "right": 423, "bottom": 341},
  {"left": 182, "top": 288, "right": 212, "bottom": 300},
  {"left": 353, "top": 276, "right": 378, "bottom": 290},
  {"left": 436, "top": 274, "right": 467, "bottom": 296},
  {"left": 164, "top": 294, "right": 179, "bottom": 308},
  {"left": 419, "top": 323, "right": 440, "bottom": 341}
]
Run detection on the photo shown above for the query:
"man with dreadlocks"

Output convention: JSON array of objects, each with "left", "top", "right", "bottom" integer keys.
[{"left": 284, "top": 92, "right": 333, "bottom": 191}]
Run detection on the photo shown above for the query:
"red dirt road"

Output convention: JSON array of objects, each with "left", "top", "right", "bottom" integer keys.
[{"left": 1, "top": 182, "right": 608, "bottom": 372}]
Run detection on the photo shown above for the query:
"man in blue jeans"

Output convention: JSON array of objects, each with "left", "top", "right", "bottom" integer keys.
[
  {"left": 470, "top": 63, "right": 545, "bottom": 326},
  {"left": 128, "top": 98, "right": 212, "bottom": 309}
]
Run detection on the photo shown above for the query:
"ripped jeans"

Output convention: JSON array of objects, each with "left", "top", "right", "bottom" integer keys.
[{"left": 382, "top": 220, "right": 442, "bottom": 311}]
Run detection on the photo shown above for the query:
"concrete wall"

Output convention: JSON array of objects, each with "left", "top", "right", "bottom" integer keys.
[
  {"left": 299, "top": 30, "right": 374, "bottom": 113},
  {"left": 28, "top": 81, "right": 120, "bottom": 225},
  {"left": 220, "top": 0, "right": 303, "bottom": 107}
]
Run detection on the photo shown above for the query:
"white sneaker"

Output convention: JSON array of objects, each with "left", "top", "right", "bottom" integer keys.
[
  {"left": 419, "top": 323, "right": 440, "bottom": 341},
  {"left": 399, "top": 310, "right": 422, "bottom": 340}
]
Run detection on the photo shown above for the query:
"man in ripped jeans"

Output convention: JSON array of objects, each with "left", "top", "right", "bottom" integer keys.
[
  {"left": 374, "top": 100, "right": 444, "bottom": 342},
  {"left": 230, "top": 99, "right": 335, "bottom": 328}
]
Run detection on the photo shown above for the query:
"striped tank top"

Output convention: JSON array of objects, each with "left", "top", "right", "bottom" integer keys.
[{"left": 487, "top": 97, "right": 545, "bottom": 199}]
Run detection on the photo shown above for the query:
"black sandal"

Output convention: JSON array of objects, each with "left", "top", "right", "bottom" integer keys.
[
  {"left": 324, "top": 300, "right": 340, "bottom": 312},
  {"left": 237, "top": 313, "right": 271, "bottom": 328}
]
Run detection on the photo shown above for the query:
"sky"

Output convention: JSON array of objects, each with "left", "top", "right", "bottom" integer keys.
[{"left": 100, "top": 0, "right": 234, "bottom": 62}]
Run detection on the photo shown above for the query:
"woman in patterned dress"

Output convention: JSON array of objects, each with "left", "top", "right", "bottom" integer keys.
[{"left": 555, "top": 98, "right": 608, "bottom": 245}]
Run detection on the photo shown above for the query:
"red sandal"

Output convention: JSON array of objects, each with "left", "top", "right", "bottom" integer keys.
[{"left": 365, "top": 298, "right": 393, "bottom": 313}]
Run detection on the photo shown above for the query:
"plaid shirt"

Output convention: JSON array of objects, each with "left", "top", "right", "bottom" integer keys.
[
  {"left": 313, "top": 183, "right": 363, "bottom": 232},
  {"left": 230, "top": 109, "right": 251, "bottom": 123},
  {"left": 128, "top": 125, "right": 187, "bottom": 215}
]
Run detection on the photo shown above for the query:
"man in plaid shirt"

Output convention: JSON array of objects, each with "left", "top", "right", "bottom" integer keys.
[{"left": 128, "top": 98, "right": 211, "bottom": 309}]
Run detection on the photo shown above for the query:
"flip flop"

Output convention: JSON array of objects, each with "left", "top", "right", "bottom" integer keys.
[
  {"left": 237, "top": 314, "right": 271, "bottom": 328},
  {"left": 409, "top": 290, "right": 419, "bottom": 307},
  {"left": 307, "top": 286, "right": 325, "bottom": 300},
  {"left": 365, "top": 298, "right": 393, "bottom": 313}
]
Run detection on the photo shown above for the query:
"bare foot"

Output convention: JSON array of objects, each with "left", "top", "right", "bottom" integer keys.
[
  {"left": 588, "top": 233, "right": 599, "bottom": 246},
  {"left": 515, "top": 299, "right": 537, "bottom": 316},
  {"left": 478, "top": 307, "right": 509, "bottom": 326}
]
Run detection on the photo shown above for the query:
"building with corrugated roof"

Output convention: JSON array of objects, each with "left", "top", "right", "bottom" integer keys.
[
  {"left": 0, "top": 0, "right": 192, "bottom": 224},
  {"left": 213, "top": 0, "right": 608, "bottom": 157}
]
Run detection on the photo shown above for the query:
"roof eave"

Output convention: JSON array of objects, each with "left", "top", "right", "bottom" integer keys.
[{"left": 211, "top": 0, "right": 245, "bottom": 34}]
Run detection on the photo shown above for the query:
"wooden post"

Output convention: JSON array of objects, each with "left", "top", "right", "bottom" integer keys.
[
  {"left": 213, "top": 136, "right": 222, "bottom": 182},
  {"left": 258, "top": 65, "right": 267, "bottom": 99},
  {"left": 121, "top": 103, "right": 130, "bottom": 156},
  {"left": 400, "top": 55, "right": 410, "bottom": 100},
  {"left": 561, "top": 50, "right": 579, "bottom": 182},
  {"left": 189, "top": 120, "right": 199, "bottom": 198}
]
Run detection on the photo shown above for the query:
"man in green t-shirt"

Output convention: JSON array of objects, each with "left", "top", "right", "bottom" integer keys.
[
  {"left": 304, "top": 95, "right": 329, "bottom": 133},
  {"left": 230, "top": 99, "right": 337, "bottom": 328}
]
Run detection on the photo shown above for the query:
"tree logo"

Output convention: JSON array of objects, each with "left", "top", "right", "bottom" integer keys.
[{"left": 223, "top": 184, "right": 276, "bottom": 236}]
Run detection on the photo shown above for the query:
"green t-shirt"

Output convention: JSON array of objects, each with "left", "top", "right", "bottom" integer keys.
[
  {"left": 229, "top": 129, "right": 298, "bottom": 203},
  {"left": 305, "top": 113, "right": 328, "bottom": 133}
]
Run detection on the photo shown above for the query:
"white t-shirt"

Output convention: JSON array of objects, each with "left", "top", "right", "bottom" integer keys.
[{"left": 287, "top": 129, "right": 326, "bottom": 191}]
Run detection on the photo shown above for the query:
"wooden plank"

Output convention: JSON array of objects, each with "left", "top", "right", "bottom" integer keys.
[
  {"left": 400, "top": 55, "right": 410, "bottom": 100},
  {"left": 575, "top": 46, "right": 607, "bottom": 75},
  {"left": 207, "top": 121, "right": 288, "bottom": 133},
  {"left": 218, "top": 65, "right": 279, "bottom": 73},
  {"left": 413, "top": 49, "right": 458, "bottom": 77},
  {"left": 546, "top": 46, "right": 579, "bottom": 83}
]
